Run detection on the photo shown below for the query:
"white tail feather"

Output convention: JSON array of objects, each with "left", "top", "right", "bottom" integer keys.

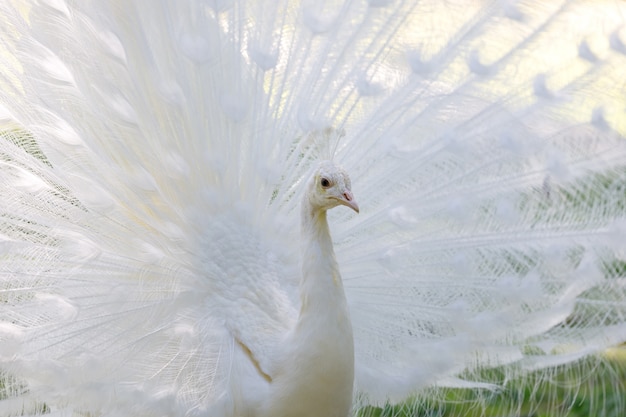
[{"left": 1, "top": 0, "right": 626, "bottom": 416}]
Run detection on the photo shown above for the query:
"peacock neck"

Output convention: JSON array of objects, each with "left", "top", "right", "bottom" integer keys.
[
  {"left": 261, "top": 201, "right": 354, "bottom": 416},
  {"left": 299, "top": 202, "right": 346, "bottom": 304}
]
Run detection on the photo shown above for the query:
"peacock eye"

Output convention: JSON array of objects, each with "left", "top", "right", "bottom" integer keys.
[{"left": 320, "top": 178, "right": 331, "bottom": 188}]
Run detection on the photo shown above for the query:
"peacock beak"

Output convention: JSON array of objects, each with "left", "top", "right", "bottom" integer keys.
[{"left": 339, "top": 190, "right": 359, "bottom": 213}]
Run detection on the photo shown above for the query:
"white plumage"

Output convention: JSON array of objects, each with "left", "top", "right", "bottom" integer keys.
[{"left": 1, "top": 0, "right": 626, "bottom": 416}]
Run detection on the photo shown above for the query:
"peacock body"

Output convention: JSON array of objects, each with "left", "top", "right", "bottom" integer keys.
[{"left": 1, "top": 0, "right": 626, "bottom": 416}]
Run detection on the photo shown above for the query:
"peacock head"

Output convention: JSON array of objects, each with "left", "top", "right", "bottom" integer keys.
[{"left": 307, "top": 161, "right": 359, "bottom": 213}]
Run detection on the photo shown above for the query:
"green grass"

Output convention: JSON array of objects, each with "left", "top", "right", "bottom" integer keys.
[{"left": 358, "top": 348, "right": 626, "bottom": 417}]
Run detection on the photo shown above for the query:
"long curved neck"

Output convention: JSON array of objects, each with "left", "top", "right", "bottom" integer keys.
[
  {"left": 299, "top": 200, "right": 346, "bottom": 305},
  {"left": 260, "top": 196, "right": 354, "bottom": 417}
]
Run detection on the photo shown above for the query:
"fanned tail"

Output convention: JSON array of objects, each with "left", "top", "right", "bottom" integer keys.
[
  {"left": 325, "top": 0, "right": 626, "bottom": 410},
  {"left": 1, "top": 0, "right": 626, "bottom": 416},
  {"left": 0, "top": 1, "right": 294, "bottom": 414}
]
